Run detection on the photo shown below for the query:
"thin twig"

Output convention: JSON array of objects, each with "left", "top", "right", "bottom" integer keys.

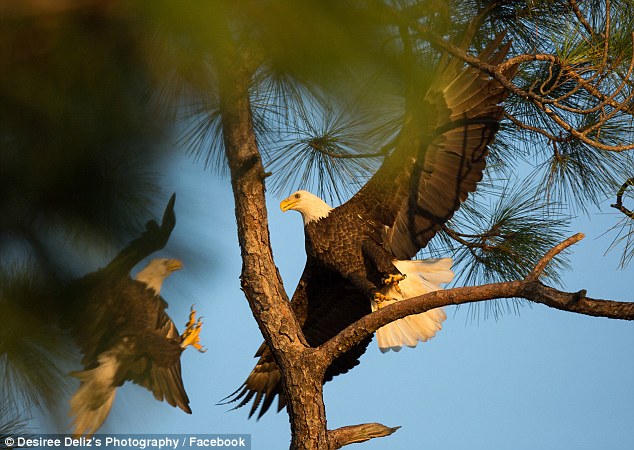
[
  {"left": 504, "top": 112, "right": 571, "bottom": 143},
  {"left": 610, "top": 177, "right": 634, "bottom": 219},
  {"left": 444, "top": 226, "right": 496, "bottom": 251},
  {"left": 527, "top": 233, "right": 585, "bottom": 281},
  {"left": 568, "top": 0, "right": 595, "bottom": 37}
]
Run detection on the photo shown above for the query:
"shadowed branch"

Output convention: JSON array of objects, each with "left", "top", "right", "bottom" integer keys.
[{"left": 381, "top": 3, "right": 634, "bottom": 153}]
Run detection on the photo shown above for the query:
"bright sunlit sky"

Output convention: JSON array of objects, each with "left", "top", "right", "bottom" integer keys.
[{"left": 35, "top": 146, "right": 634, "bottom": 449}]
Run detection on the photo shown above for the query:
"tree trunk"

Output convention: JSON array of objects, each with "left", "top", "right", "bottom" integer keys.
[
  {"left": 217, "top": 42, "right": 333, "bottom": 450},
  {"left": 286, "top": 350, "right": 330, "bottom": 450}
]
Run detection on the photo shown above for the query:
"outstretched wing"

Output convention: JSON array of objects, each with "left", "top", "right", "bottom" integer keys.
[
  {"left": 342, "top": 33, "right": 514, "bottom": 259},
  {"left": 223, "top": 261, "right": 371, "bottom": 418}
]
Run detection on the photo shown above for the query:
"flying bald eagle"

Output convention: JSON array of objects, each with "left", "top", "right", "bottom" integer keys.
[
  {"left": 69, "top": 258, "right": 205, "bottom": 435},
  {"left": 225, "top": 34, "right": 515, "bottom": 418}
]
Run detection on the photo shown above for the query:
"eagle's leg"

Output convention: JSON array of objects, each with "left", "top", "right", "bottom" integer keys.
[
  {"left": 372, "top": 292, "right": 393, "bottom": 308},
  {"left": 360, "top": 240, "right": 405, "bottom": 293},
  {"left": 181, "top": 305, "right": 206, "bottom": 352},
  {"left": 382, "top": 273, "right": 406, "bottom": 292},
  {"left": 347, "top": 271, "right": 393, "bottom": 306}
]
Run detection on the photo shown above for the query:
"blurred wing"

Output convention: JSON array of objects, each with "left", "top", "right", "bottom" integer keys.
[
  {"left": 69, "top": 276, "right": 132, "bottom": 367},
  {"left": 69, "top": 272, "right": 190, "bottom": 414},
  {"left": 345, "top": 33, "right": 513, "bottom": 259},
  {"left": 125, "top": 293, "right": 191, "bottom": 413},
  {"left": 224, "top": 260, "right": 371, "bottom": 418}
]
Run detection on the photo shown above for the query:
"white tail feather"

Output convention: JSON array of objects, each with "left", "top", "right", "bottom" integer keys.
[
  {"left": 372, "top": 258, "right": 453, "bottom": 353},
  {"left": 69, "top": 351, "right": 119, "bottom": 436}
]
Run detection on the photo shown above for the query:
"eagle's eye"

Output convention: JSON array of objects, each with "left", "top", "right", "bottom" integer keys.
[{"left": 295, "top": 193, "right": 301, "bottom": 199}]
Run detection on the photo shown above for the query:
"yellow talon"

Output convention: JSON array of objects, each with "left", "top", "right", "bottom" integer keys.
[
  {"left": 382, "top": 273, "right": 406, "bottom": 293},
  {"left": 181, "top": 304, "right": 206, "bottom": 353},
  {"left": 373, "top": 292, "right": 393, "bottom": 308}
]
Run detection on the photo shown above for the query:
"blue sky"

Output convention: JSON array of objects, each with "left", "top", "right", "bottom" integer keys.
[{"left": 33, "top": 150, "right": 634, "bottom": 449}]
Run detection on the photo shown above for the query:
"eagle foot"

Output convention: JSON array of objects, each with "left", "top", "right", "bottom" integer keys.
[
  {"left": 382, "top": 273, "right": 406, "bottom": 293},
  {"left": 181, "top": 305, "right": 206, "bottom": 352},
  {"left": 373, "top": 292, "right": 393, "bottom": 308}
]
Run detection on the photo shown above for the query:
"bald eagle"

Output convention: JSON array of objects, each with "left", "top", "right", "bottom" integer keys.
[
  {"left": 69, "top": 258, "right": 205, "bottom": 435},
  {"left": 225, "top": 34, "right": 515, "bottom": 418}
]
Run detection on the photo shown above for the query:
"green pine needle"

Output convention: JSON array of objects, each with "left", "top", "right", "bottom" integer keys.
[{"left": 0, "top": 264, "right": 74, "bottom": 412}]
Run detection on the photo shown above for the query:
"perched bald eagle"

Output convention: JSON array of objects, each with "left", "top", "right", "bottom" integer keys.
[
  {"left": 225, "top": 34, "right": 515, "bottom": 418},
  {"left": 69, "top": 258, "right": 204, "bottom": 435}
]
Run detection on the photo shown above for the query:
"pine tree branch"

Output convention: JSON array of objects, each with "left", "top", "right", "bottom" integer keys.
[
  {"left": 504, "top": 112, "right": 571, "bottom": 142},
  {"left": 527, "top": 232, "right": 584, "bottom": 281},
  {"left": 320, "top": 234, "right": 634, "bottom": 366},
  {"left": 380, "top": 3, "right": 634, "bottom": 152},
  {"left": 567, "top": 0, "right": 596, "bottom": 37},
  {"left": 307, "top": 140, "right": 386, "bottom": 159},
  {"left": 217, "top": 33, "right": 306, "bottom": 360},
  {"left": 444, "top": 226, "right": 498, "bottom": 251}
]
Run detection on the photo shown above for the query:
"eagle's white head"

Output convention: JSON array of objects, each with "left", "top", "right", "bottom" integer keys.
[
  {"left": 135, "top": 258, "right": 183, "bottom": 295},
  {"left": 280, "top": 190, "right": 333, "bottom": 224}
]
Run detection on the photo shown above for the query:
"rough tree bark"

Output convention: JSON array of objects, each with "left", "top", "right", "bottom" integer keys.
[{"left": 217, "top": 38, "right": 338, "bottom": 449}]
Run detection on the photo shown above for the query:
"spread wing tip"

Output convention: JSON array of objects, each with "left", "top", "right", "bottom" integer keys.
[
  {"left": 217, "top": 383, "right": 249, "bottom": 406},
  {"left": 219, "top": 383, "right": 283, "bottom": 419}
]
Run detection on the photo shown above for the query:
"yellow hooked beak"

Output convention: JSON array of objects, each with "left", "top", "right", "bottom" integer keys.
[
  {"left": 167, "top": 259, "right": 184, "bottom": 272},
  {"left": 280, "top": 197, "right": 298, "bottom": 212}
]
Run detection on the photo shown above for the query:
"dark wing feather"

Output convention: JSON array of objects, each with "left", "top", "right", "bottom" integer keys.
[
  {"left": 342, "top": 33, "right": 514, "bottom": 259},
  {"left": 223, "top": 261, "right": 371, "bottom": 418},
  {"left": 122, "top": 283, "right": 191, "bottom": 413},
  {"left": 70, "top": 276, "right": 191, "bottom": 413},
  {"left": 70, "top": 277, "right": 133, "bottom": 368}
]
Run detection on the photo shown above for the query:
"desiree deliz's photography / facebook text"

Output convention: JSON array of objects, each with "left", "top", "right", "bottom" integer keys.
[{"left": 3, "top": 434, "right": 251, "bottom": 449}]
